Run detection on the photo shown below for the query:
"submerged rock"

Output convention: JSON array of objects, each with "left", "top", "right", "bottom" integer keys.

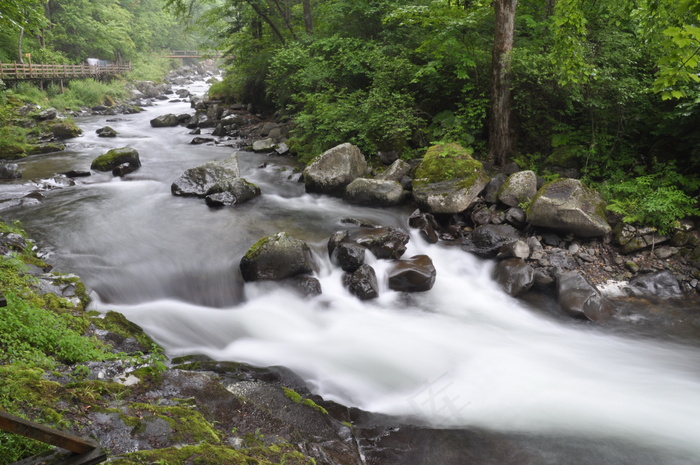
[
  {"left": 240, "top": 232, "right": 316, "bottom": 282},
  {"left": 556, "top": 270, "right": 606, "bottom": 321},
  {"left": 97, "top": 126, "right": 118, "bottom": 137},
  {"left": 626, "top": 270, "right": 683, "bottom": 299}
]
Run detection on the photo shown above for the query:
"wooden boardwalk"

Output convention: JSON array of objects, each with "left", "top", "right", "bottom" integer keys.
[{"left": 0, "top": 62, "right": 131, "bottom": 81}]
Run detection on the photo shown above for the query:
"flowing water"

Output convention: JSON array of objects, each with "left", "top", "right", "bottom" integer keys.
[{"left": 3, "top": 81, "right": 700, "bottom": 464}]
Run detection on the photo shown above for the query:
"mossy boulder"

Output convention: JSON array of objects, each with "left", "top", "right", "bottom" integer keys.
[
  {"left": 91, "top": 147, "right": 141, "bottom": 172},
  {"left": 498, "top": 170, "right": 538, "bottom": 207},
  {"left": 205, "top": 177, "right": 261, "bottom": 207},
  {"left": 26, "top": 142, "right": 66, "bottom": 155},
  {"left": 171, "top": 153, "right": 241, "bottom": 197},
  {"left": 0, "top": 143, "right": 27, "bottom": 160},
  {"left": 240, "top": 232, "right": 316, "bottom": 281},
  {"left": 412, "top": 143, "right": 489, "bottom": 214},
  {"left": 303, "top": 143, "right": 368, "bottom": 196},
  {"left": 527, "top": 178, "right": 611, "bottom": 237},
  {"left": 49, "top": 121, "right": 82, "bottom": 139}
]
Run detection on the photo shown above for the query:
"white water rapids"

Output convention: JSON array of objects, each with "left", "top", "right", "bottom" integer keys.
[{"left": 3, "top": 79, "right": 700, "bottom": 463}]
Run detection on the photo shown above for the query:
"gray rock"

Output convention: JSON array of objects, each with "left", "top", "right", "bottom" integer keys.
[
  {"left": 344, "top": 178, "right": 405, "bottom": 206},
  {"left": 494, "top": 258, "right": 535, "bottom": 296},
  {"left": 240, "top": 232, "right": 316, "bottom": 282},
  {"left": 461, "top": 224, "right": 520, "bottom": 258},
  {"left": 205, "top": 178, "right": 261, "bottom": 207},
  {"left": 96, "top": 126, "right": 118, "bottom": 137},
  {"left": 376, "top": 159, "right": 411, "bottom": 183},
  {"left": 556, "top": 270, "right": 606, "bottom": 321},
  {"left": 626, "top": 270, "right": 682, "bottom": 299},
  {"left": 0, "top": 164, "right": 22, "bottom": 179},
  {"left": 527, "top": 178, "right": 611, "bottom": 237},
  {"left": 378, "top": 150, "right": 399, "bottom": 165},
  {"left": 171, "top": 153, "right": 241, "bottom": 197},
  {"left": 252, "top": 138, "right": 276, "bottom": 152},
  {"left": 484, "top": 173, "right": 507, "bottom": 204},
  {"left": 91, "top": 147, "right": 141, "bottom": 172},
  {"left": 497, "top": 240, "right": 530, "bottom": 260},
  {"left": 408, "top": 209, "right": 440, "bottom": 244},
  {"left": 387, "top": 255, "right": 436, "bottom": 292},
  {"left": 498, "top": 170, "right": 538, "bottom": 207},
  {"left": 504, "top": 207, "right": 527, "bottom": 228},
  {"left": 350, "top": 226, "right": 410, "bottom": 260},
  {"left": 150, "top": 113, "right": 180, "bottom": 127},
  {"left": 333, "top": 242, "right": 366, "bottom": 272},
  {"left": 112, "top": 163, "right": 138, "bottom": 177},
  {"left": 303, "top": 143, "right": 368, "bottom": 196}
]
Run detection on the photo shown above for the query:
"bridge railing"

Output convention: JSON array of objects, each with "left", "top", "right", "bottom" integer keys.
[{"left": 0, "top": 62, "right": 132, "bottom": 81}]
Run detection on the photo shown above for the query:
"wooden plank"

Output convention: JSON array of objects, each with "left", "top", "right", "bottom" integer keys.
[{"left": 0, "top": 411, "right": 98, "bottom": 454}]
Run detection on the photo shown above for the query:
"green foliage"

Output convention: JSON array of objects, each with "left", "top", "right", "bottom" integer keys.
[
  {"left": 128, "top": 54, "right": 177, "bottom": 83},
  {"left": 603, "top": 174, "right": 700, "bottom": 233}
]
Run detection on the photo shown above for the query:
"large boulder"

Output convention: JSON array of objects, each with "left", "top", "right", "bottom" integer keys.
[
  {"left": 150, "top": 114, "right": 180, "bottom": 127},
  {"left": 349, "top": 226, "right": 410, "bottom": 260},
  {"left": 50, "top": 121, "right": 82, "bottom": 139},
  {"left": 412, "top": 143, "right": 489, "bottom": 214},
  {"left": 498, "top": 170, "right": 538, "bottom": 207},
  {"left": 461, "top": 224, "right": 520, "bottom": 258},
  {"left": 527, "top": 178, "right": 611, "bottom": 237},
  {"left": 376, "top": 159, "right": 411, "bottom": 183},
  {"left": 91, "top": 147, "right": 141, "bottom": 172},
  {"left": 171, "top": 154, "right": 241, "bottom": 197},
  {"left": 387, "top": 255, "right": 436, "bottom": 292},
  {"left": 556, "top": 270, "right": 606, "bottom": 321},
  {"left": 239, "top": 232, "right": 316, "bottom": 282},
  {"left": 494, "top": 258, "right": 535, "bottom": 297},
  {"left": 344, "top": 178, "right": 405, "bottom": 206},
  {"left": 303, "top": 143, "right": 368, "bottom": 196}
]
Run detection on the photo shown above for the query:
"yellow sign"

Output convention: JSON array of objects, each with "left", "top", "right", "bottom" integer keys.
[{"left": 24, "top": 53, "right": 31, "bottom": 58}]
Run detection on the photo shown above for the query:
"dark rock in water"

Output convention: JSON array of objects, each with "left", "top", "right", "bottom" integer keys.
[
  {"left": 351, "top": 226, "right": 410, "bottom": 260},
  {"left": 334, "top": 242, "right": 366, "bottom": 272},
  {"left": 112, "top": 163, "right": 138, "bottom": 177},
  {"left": 204, "top": 178, "right": 261, "bottom": 207},
  {"left": 494, "top": 258, "right": 535, "bottom": 297},
  {"left": 91, "top": 147, "right": 141, "bottom": 172},
  {"left": 0, "top": 164, "right": 22, "bottom": 179},
  {"left": 409, "top": 209, "right": 439, "bottom": 244},
  {"left": 341, "top": 218, "right": 380, "bottom": 228},
  {"left": 96, "top": 126, "right": 118, "bottom": 137},
  {"left": 348, "top": 264, "right": 379, "bottom": 300},
  {"left": 388, "top": 255, "right": 436, "bottom": 292},
  {"left": 240, "top": 232, "right": 316, "bottom": 282},
  {"left": 626, "top": 270, "right": 682, "bottom": 299},
  {"left": 63, "top": 170, "right": 91, "bottom": 178},
  {"left": 189, "top": 128, "right": 201, "bottom": 135},
  {"left": 191, "top": 137, "right": 215, "bottom": 145},
  {"left": 461, "top": 224, "right": 520, "bottom": 258},
  {"left": 150, "top": 113, "right": 180, "bottom": 127},
  {"left": 171, "top": 154, "right": 240, "bottom": 197},
  {"left": 50, "top": 122, "right": 82, "bottom": 139},
  {"left": 327, "top": 230, "right": 349, "bottom": 257},
  {"left": 556, "top": 270, "right": 606, "bottom": 321},
  {"left": 290, "top": 275, "right": 322, "bottom": 297}
]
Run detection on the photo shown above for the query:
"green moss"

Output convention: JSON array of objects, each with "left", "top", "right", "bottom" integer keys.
[
  {"left": 127, "top": 403, "right": 222, "bottom": 444},
  {"left": 89, "top": 311, "right": 156, "bottom": 350},
  {"left": 283, "top": 387, "right": 303, "bottom": 404},
  {"left": 413, "top": 143, "right": 484, "bottom": 190},
  {"left": 90, "top": 147, "right": 140, "bottom": 171},
  {"left": 301, "top": 398, "right": 328, "bottom": 415},
  {"left": 0, "top": 143, "right": 26, "bottom": 159},
  {"left": 110, "top": 442, "right": 315, "bottom": 464}
]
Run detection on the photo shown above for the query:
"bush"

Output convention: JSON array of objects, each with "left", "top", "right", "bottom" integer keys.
[{"left": 603, "top": 175, "right": 700, "bottom": 234}]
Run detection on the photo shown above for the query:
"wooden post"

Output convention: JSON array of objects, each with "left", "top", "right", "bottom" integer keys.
[{"left": 0, "top": 411, "right": 99, "bottom": 454}]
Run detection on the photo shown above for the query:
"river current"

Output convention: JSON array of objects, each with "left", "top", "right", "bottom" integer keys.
[{"left": 3, "top": 80, "right": 700, "bottom": 464}]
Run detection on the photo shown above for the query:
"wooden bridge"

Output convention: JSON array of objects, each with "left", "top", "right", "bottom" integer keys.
[
  {"left": 163, "top": 50, "right": 222, "bottom": 59},
  {"left": 0, "top": 61, "right": 132, "bottom": 82}
]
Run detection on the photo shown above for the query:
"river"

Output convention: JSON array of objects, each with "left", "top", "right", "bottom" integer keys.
[{"left": 2, "top": 79, "right": 700, "bottom": 464}]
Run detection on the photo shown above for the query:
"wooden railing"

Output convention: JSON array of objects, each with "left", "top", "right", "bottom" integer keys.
[
  {"left": 0, "top": 62, "right": 132, "bottom": 81},
  {"left": 164, "top": 50, "right": 222, "bottom": 58}
]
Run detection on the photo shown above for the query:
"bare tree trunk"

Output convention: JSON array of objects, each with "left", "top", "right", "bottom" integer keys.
[
  {"left": 18, "top": 26, "right": 25, "bottom": 63},
  {"left": 245, "top": 0, "right": 287, "bottom": 44},
  {"left": 488, "top": 0, "right": 518, "bottom": 167},
  {"left": 268, "top": 0, "right": 297, "bottom": 40},
  {"left": 303, "top": 0, "right": 313, "bottom": 34}
]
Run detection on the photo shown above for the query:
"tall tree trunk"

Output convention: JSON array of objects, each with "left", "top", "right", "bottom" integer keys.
[
  {"left": 245, "top": 0, "right": 286, "bottom": 44},
  {"left": 488, "top": 0, "right": 518, "bottom": 167},
  {"left": 303, "top": 0, "right": 313, "bottom": 34},
  {"left": 18, "top": 26, "right": 25, "bottom": 63}
]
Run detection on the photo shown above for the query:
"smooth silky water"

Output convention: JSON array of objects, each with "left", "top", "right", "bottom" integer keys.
[{"left": 3, "top": 81, "right": 700, "bottom": 464}]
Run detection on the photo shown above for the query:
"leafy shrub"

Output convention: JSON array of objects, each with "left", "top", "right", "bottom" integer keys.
[{"left": 603, "top": 175, "right": 700, "bottom": 233}]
